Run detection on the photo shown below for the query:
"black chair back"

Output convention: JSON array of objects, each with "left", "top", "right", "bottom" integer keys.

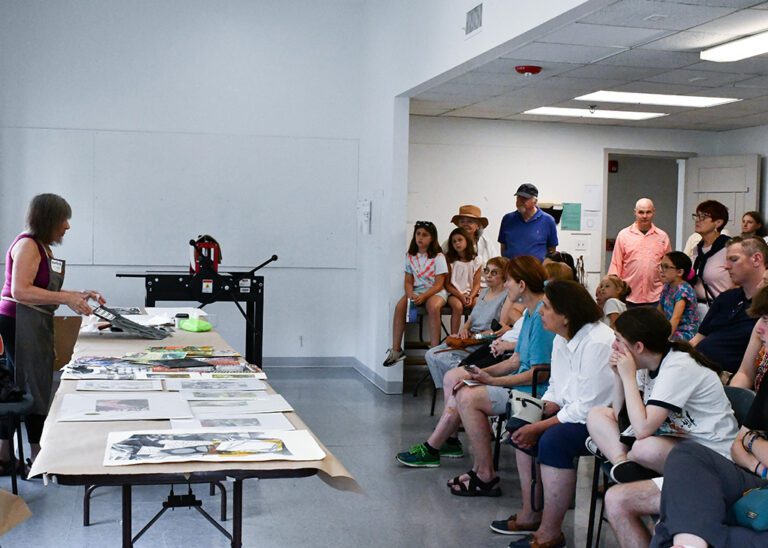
[{"left": 724, "top": 386, "right": 756, "bottom": 427}]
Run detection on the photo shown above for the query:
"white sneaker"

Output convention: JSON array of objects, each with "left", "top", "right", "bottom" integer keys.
[
  {"left": 584, "top": 436, "right": 605, "bottom": 460},
  {"left": 382, "top": 349, "right": 405, "bottom": 367}
]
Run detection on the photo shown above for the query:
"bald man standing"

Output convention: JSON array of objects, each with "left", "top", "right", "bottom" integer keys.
[{"left": 608, "top": 198, "right": 671, "bottom": 307}]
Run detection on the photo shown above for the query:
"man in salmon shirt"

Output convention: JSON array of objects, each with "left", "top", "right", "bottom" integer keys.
[{"left": 608, "top": 198, "right": 671, "bottom": 308}]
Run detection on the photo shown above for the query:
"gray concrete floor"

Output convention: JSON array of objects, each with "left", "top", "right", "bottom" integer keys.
[{"left": 2, "top": 367, "right": 620, "bottom": 547}]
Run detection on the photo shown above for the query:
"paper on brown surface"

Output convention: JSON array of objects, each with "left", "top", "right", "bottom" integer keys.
[
  {"left": 31, "top": 329, "right": 358, "bottom": 492},
  {"left": 0, "top": 489, "right": 32, "bottom": 536}
]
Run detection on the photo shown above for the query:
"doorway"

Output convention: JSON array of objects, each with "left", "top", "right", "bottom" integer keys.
[{"left": 604, "top": 153, "right": 684, "bottom": 274}]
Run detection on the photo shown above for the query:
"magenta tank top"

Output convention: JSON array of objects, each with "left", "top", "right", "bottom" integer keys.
[{"left": 0, "top": 233, "right": 50, "bottom": 318}]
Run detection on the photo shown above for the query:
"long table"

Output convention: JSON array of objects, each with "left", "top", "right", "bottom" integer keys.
[{"left": 28, "top": 328, "right": 355, "bottom": 547}]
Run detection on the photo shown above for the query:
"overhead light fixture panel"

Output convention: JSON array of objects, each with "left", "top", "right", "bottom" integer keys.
[
  {"left": 575, "top": 90, "right": 740, "bottom": 108},
  {"left": 523, "top": 107, "right": 667, "bottom": 120},
  {"left": 701, "top": 30, "right": 768, "bottom": 62}
]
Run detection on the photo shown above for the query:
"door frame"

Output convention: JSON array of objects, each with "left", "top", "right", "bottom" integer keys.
[{"left": 601, "top": 148, "right": 698, "bottom": 278}]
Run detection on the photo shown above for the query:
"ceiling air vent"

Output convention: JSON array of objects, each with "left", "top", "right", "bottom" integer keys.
[{"left": 465, "top": 4, "right": 483, "bottom": 35}]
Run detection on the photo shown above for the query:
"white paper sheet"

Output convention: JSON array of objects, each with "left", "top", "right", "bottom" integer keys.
[
  {"left": 104, "top": 428, "right": 325, "bottom": 466},
  {"left": 164, "top": 379, "right": 266, "bottom": 392},
  {"left": 58, "top": 392, "right": 193, "bottom": 422},
  {"left": 180, "top": 390, "right": 267, "bottom": 401},
  {"left": 171, "top": 413, "right": 295, "bottom": 430},
  {"left": 76, "top": 380, "right": 164, "bottom": 391},
  {"left": 189, "top": 394, "right": 293, "bottom": 415}
]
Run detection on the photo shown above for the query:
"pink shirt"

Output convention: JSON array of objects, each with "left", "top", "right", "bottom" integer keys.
[{"left": 608, "top": 223, "right": 671, "bottom": 304}]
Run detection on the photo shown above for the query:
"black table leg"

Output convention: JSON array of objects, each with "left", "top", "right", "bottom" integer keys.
[
  {"left": 122, "top": 484, "right": 132, "bottom": 548},
  {"left": 232, "top": 479, "right": 242, "bottom": 548}
]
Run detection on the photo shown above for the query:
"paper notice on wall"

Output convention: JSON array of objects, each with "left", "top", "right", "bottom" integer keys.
[
  {"left": 561, "top": 203, "right": 582, "bottom": 231},
  {"left": 583, "top": 185, "right": 601, "bottom": 211}
]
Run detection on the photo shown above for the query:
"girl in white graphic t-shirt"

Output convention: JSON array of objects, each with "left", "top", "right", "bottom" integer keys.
[
  {"left": 383, "top": 221, "right": 448, "bottom": 366},
  {"left": 586, "top": 307, "right": 738, "bottom": 485}
]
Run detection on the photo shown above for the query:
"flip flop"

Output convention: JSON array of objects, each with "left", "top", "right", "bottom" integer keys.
[{"left": 448, "top": 470, "right": 501, "bottom": 497}]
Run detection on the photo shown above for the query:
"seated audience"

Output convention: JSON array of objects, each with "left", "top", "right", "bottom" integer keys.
[
  {"left": 741, "top": 210, "right": 768, "bottom": 240},
  {"left": 587, "top": 307, "right": 737, "bottom": 490},
  {"left": 396, "top": 257, "right": 554, "bottom": 490},
  {"left": 443, "top": 204, "right": 499, "bottom": 287},
  {"left": 649, "top": 374, "right": 768, "bottom": 546},
  {"left": 657, "top": 251, "right": 699, "bottom": 341},
  {"left": 596, "top": 274, "right": 630, "bottom": 330},
  {"left": 544, "top": 261, "right": 573, "bottom": 283},
  {"left": 729, "top": 284, "right": 768, "bottom": 392},
  {"left": 425, "top": 256, "right": 512, "bottom": 387},
  {"left": 384, "top": 221, "right": 447, "bottom": 366},
  {"left": 691, "top": 236, "right": 767, "bottom": 375},
  {"left": 444, "top": 227, "right": 483, "bottom": 334},
  {"left": 690, "top": 200, "right": 733, "bottom": 313},
  {"left": 543, "top": 251, "right": 578, "bottom": 282},
  {"left": 490, "top": 281, "right": 614, "bottom": 548}
]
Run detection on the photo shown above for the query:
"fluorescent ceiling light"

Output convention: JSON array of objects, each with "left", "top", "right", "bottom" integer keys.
[
  {"left": 523, "top": 107, "right": 667, "bottom": 120},
  {"left": 575, "top": 90, "right": 740, "bottom": 108},
  {"left": 701, "top": 30, "right": 768, "bottom": 62}
]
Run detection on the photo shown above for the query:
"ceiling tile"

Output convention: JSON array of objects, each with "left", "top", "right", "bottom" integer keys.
[
  {"left": 734, "top": 75, "right": 768, "bottom": 86},
  {"left": 754, "top": 1, "right": 768, "bottom": 8},
  {"left": 532, "top": 75, "right": 628, "bottom": 90},
  {"left": 449, "top": 70, "right": 533, "bottom": 88},
  {"left": 559, "top": 64, "right": 666, "bottom": 80},
  {"left": 442, "top": 106, "right": 511, "bottom": 119},
  {"left": 691, "top": 85, "right": 768, "bottom": 97},
  {"left": 686, "top": 57, "right": 768, "bottom": 74},
  {"left": 610, "top": 81, "right": 712, "bottom": 94},
  {"left": 411, "top": 91, "right": 482, "bottom": 108},
  {"left": 657, "top": 1, "right": 768, "bottom": 7},
  {"left": 597, "top": 48, "right": 701, "bottom": 68},
  {"left": 689, "top": 8, "right": 768, "bottom": 35},
  {"left": 579, "top": 1, "right": 735, "bottom": 31},
  {"left": 645, "top": 68, "right": 752, "bottom": 86},
  {"left": 638, "top": 30, "right": 737, "bottom": 50},
  {"left": 409, "top": 102, "right": 454, "bottom": 116},
  {"left": 503, "top": 42, "right": 627, "bottom": 64},
  {"left": 426, "top": 81, "right": 511, "bottom": 97},
  {"left": 537, "top": 22, "right": 671, "bottom": 48}
]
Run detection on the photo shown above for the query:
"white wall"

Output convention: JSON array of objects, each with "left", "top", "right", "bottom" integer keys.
[
  {"left": 0, "top": 0, "right": 363, "bottom": 359},
  {"left": 408, "top": 116, "right": 719, "bottom": 291},
  {"left": 714, "top": 125, "right": 768, "bottom": 213},
  {"left": 355, "top": 0, "right": 610, "bottom": 393}
]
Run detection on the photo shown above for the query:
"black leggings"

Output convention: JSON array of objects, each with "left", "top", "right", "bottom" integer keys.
[{"left": 0, "top": 314, "right": 45, "bottom": 445}]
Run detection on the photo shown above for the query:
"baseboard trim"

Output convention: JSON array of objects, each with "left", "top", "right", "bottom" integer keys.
[{"left": 261, "top": 356, "right": 403, "bottom": 395}]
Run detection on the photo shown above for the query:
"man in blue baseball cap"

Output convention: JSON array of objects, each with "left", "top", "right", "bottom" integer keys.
[{"left": 498, "top": 183, "right": 559, "bottom": 261}]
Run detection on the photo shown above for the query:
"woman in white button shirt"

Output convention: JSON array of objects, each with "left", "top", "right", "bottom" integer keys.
[{"left": 493, "top": 280, "right": 614, "bottom": 548}]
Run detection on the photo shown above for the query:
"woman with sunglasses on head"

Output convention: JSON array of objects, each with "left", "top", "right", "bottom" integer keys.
[
  {"left": 383, "top": 221, "right": 448, "bottom": 366},
  {"left": 424, "top": 256, "right": 514, "bottom": 388},
  {"left": 690, "top": 200, "right": 733, "bottom": 315}
]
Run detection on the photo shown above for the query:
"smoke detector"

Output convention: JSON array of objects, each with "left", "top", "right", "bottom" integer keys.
[{"left": 515, "top": 65, "right": 542, "bottom": 76}]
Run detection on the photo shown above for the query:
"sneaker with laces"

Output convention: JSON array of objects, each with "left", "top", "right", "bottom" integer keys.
[
  {"left": 439, "top": 440, "right": 464, "bottom": 458},
  {"left": 584, "top": 436, "right": 605, "bottom": 460},
  {"left": 396, "top": 443, "right": 440, "bottom": 468},
  {"left": 383, "top": 349, "right": 405, "bottom": 367}
]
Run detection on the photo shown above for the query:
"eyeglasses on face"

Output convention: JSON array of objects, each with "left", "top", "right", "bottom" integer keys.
[
  {"left": 483, "top": 268, "right": 501, "bottom": 276},
  {"left": 658, "top": 264, "right": 677, "bottom": 271},
  {"left": 415, "top": 221, "right": 434, "bottom": 229},
  {"left": 691, "top": 213, "right": 712, "bottom": 221}
]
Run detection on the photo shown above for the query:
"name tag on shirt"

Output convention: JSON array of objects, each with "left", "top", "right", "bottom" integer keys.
[{"left": 51, "top": 259, "right": 63, "bottom": 274}]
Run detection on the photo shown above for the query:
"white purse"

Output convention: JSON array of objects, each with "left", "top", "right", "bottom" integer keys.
[{"left": 505, "top": 390, "right": 545, "bottom": 433}]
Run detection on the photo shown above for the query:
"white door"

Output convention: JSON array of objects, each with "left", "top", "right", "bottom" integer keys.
[{"left": 683, "top": 155, "right": 761, "bottom": 240}]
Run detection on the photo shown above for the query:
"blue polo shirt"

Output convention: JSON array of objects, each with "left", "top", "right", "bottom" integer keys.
[
  {"left": 697, "top": 287, "right": 756, "bottom": 374},
  {"left": 498, "top": 208, "right": 558, "bottom": 261},
  {"left": 514, "top": 301, "right": 555, "bottom": 395}
]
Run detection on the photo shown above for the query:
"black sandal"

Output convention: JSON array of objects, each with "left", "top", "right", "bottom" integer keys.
[{"left": 448, "top": 470, "right": 502, "bottom": 497}]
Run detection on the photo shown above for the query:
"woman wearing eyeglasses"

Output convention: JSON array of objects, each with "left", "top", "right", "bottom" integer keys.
[
  {"left": 424, "top": 256, "right": 513, "bottom": 388},
  {"left": 690, "top": 200, "right": 733, "bottom": 315}
]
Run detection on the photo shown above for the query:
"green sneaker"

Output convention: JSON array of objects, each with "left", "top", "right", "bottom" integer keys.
[
  {"left": 440, "top": 440, "right": 464, "bottom": 459},
  {"left": 396, "top": 443, "right": 440, "bottom": 468}
]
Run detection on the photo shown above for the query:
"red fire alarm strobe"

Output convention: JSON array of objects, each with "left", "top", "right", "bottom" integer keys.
[{"left": 608, "top": 160, "right": 619, "bottom": 173}]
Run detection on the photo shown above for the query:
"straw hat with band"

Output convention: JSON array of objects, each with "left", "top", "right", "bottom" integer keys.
[{"left": 451, "top": 205, "right": 489, "bottom": 228}]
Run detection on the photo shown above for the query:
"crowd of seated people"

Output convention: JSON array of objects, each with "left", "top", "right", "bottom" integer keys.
[{"left": 387, "top": 196, "right": 768, "bottom": 547}]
